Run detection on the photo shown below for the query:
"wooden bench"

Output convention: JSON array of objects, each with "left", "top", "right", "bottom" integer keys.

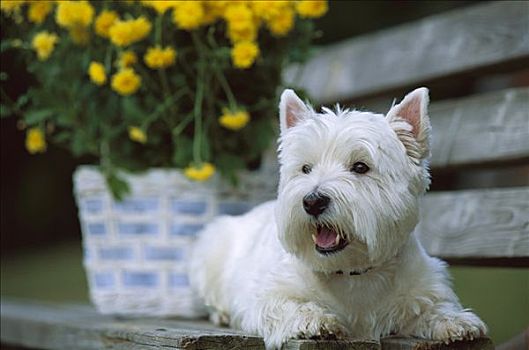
[{"left": 1, "top": 2, "right": 527, "bottom": 349}]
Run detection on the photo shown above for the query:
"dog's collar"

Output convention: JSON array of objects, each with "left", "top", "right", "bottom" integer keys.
[{"left": 335, "top": 267, "right": 372, "bottom": 276}]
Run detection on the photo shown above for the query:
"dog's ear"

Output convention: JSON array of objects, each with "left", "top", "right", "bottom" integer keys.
[
  {"left": 279, "top": 89, "right": 310, "bottom": 133},
  {"left": 386, "top": 87, "right": 431, "bottom": 163}
]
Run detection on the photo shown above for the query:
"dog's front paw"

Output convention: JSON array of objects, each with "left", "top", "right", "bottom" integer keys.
[
  {"left": 429, "top": 311, "right": 487, "bottom": 343},
  {"left": 266, "top": 302, "right": 348, "bottom": 348}
]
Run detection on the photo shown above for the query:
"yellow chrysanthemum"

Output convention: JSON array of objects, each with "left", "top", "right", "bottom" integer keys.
[
  {"left": 144, "top": 46, "right": 177, "bottom": 69},
  {"left": 0, "top": 0, "right": 25, "bottom": 15},
  {"left": 184, "top": 162, "right": 216, "bottom": 182},
  {"left": 251, "top": 1, "right": 292, "bottom": 21},
  {"left": 108, "top": 16, "right": 152, "bottom": 47},
  {"left": 295, "top": 0, "right": 328, "bottom": 18},
  {"left": 128, "top": 126, "right": 147, "bottom": 144},
  {"left": 227, "top": 20, "right": 257, "bottom": 43},
  {"left": 88, "top": 61, "right": 106, "bottom": 85},
  {"left": 25, "top": 127, "right": 47, "bottom": 154},
  {"left": 94, "top": 10, "right": 119, "bottom": 38},
  {"left": 224, "top": 3, "right": 258, "bottom": 43},
  {"left": 201, "top": 0, "right": 228, "bottom": 25},
  {"left": 266, "top": 7, "right": 295, "bottom": 36},
  {"left": 116, "top": 50, "right": 138, "bottom": 68},
  {"left": 141, "top": 0, "right": 178, "bottom": 15},
  {"left": 55, "top": 1, "right": 94, "bottom": 28},
  {"left": 28, "top": 1, "right": 53, "bottom": 24},
  {"left": 111, "top": 68, "right": 141, "bottom": 96},
  {"left": 31, "top": 31, "right": 59, "bottom": 61},
  {"left": 172, "top": 1, "right": 204, "bottom": 30},
  {"left": 231, "top": 41, "right": 259, "bottom": 69},
  {"left": 218, "top": 108, "right": 250, "bottom": 131}
]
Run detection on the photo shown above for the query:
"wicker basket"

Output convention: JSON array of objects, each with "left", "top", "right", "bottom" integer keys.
[{"left": 73, "top": 157, "right": 277, "bottom": 317}]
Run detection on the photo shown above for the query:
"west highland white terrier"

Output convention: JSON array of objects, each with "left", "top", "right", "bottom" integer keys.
[{"left": 189, "top": 88, "right": 487, "bottom": 349}]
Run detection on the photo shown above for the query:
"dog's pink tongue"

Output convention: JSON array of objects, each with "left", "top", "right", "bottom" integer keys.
[{"left": 316, "top": 227, "right": 338, "bottom": 248}]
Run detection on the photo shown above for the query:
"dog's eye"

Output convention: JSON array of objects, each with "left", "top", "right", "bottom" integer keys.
[
  {"left": 301, "top": 164, "right": 312, "bottom": 174},
  {"left": 351, "top": 162, "right": 369, "bottom": 174}
]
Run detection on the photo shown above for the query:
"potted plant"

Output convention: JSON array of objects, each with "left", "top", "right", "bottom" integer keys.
[{"left": 0, "top": 0, "right": 328, "bottom": 316}]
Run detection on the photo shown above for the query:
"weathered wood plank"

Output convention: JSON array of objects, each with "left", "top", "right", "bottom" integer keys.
[
  {"left": 285, "top": 2, "right": 529, "bottom": 104},
  {"left": 283, "top": 339, "right": 379, "bottom": 350},
  {"left": 418, "top": 187, "right": 529, "bottom": 260},
  {"left": 1, "top": 300, "right": 264, "bottom": 350},
  {"left": 429, "top": 88, "right": 529, "bottom": 168},
  {"left": 1, "top": 300, "right": 493, "bottom": 350},
  {"left": 381, "top": 337, "right": 494, "bottom": 350}
]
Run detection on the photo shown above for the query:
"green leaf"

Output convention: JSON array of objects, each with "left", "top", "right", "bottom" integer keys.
[
  {"left": 105, "top": 172, "right": 130, "bottom": 202},
  {"left": 24, "top": 109, "right": 54, "bottom": 124}
]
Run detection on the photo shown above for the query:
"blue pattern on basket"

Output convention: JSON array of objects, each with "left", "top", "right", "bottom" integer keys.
[
  {"left": 99, "top": 246, "right": 134, "bottom": 260},
  {"left": 218, "top": 201, "right": 252, "bottom": 215},
  {"left": 122, "top": 271, "right": 159, "bottom": 287},
  {"left": 114, "top": 197, "right": 159, "bottom": 214},
  {"left": 144, "top": 246, "right": 184, "bottom": 261},
  {"left": 87, "top": 223, "right": 106, "bottom": 235},
  {"left": 169, "top": 273, "right": 189, "bottom": 288},
  {"left": 171, "top": 200, "right": 207, "bottom": 215},
  {"left": 170, "top": 223, "right": 203, "bottom": 237},
  {"left": 81, "top": 198, "right": 104, "bottom": 214},
  {"left": 94, "top": 272, "right": 115, "bottom": 288},
  {"left": 118, "top": 223, "right": 158, "bottom": 235}
]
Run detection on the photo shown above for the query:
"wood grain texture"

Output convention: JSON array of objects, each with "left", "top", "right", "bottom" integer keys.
[
  {"left": 0, "top": 300, "right": 493, "bottom": 350},
  {"left": 381, "top": 337, "right": 494, "bottom": 350},
  {"left": 418, "top": 187, "right": 529, "bottom": 259},
  {"left": 284, "top": 2, "right": 529, "bottom": 104},
  {"left": 283, "top": 339, "right": 379, "bottom": 350},
  {"left": 428, "top": 88, "right": 529, "bottom": 168},
  {"left": 0, "top": 300, "right": 264, "bottom": 350}
]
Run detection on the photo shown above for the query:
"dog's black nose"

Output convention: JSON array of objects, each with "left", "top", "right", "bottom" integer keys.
[{"left": 303, "top": 192, "right": 330, "bottom": 217}]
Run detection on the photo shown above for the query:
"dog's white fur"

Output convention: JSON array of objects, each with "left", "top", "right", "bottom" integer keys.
[{"left": 189, "top": 88, "right": 486, "bottom": 349}]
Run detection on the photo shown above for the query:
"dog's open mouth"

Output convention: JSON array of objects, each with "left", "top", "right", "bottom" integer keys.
[{"left": 312, "top": 225, "right": 349, "bottom": 255}]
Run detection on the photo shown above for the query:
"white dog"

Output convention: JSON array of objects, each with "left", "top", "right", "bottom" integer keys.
[{"left": 189, "top": 88, "right": 487, "bottom": 349}]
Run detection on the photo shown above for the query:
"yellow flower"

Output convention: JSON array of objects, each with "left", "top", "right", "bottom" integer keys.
[
  {"left": 172, "top": 1, "right": 204, "bottom": 30},
  {"left": 88, "top": 61, "right": 106, "bottom": 85},
  {"left": 202, "top": 0, "right": 228, "bottom": 25},
  {"left": 144, "top": 46, "right": 177, "bottom": 69},
  {"left": 219, "top": 108, "right": 250, "bottom": 131},
  {"left": 111, "top": 68, "right": 141, "bottom": 96},
  {"left": 108, "top": 16, "right": 152, "bottom": 47},
  {"left": 141, "top": 0, "right": 178, "bottom": 15},
  {"left": 231, "top": 41, "right": 259, "bottom": 69},
  {"left": 31, "top": 31, "right": 59, "bottom": 61},
  {"left": 116, "top": 50, "right": 138, "bottom": 68},
  {"left": 94, "top": 10, "right": 119, "bottom": 38},
  {"left": 227, "top": 20, "right": 257, "bottom": 43},
  {"left": 251, "top": 1, "right": 292, "bottom": 21},
  {"left": 295, "top": 0, "right": 328, "bottom": 18},
  {"left": 28, "top": 1, "right": 53, "bottom": 24},
  {"left": 184, "top": 162, "right": 216, "bottom": 182},
  {"left": 25, "top": 127, "right": 47, "bottom": 154},
  {"left": 128, "top": 126, "right": 147, "bottom": 144},
  {"left": 224, "top": 3, "right": 258, "bottom": 43},
  {"left": 266, "top": 7, "right": 294, "bottom": 36},
  {"left": 0, "top": 0, "right": 25, "bottom": 15},
  {"left": 55, "top": 1, "right": 94, "bottom": 28}
]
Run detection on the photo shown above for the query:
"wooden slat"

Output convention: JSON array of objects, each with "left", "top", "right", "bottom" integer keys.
[
  {"left": 418, "top": 187, "right": 529, "bottom": 261},
  {"left": 382, "top": 337, "right": 494, "bottom": 350},
  {"left": 0, "top": 300, "right": 264, "bottom": 350},
  {"left": 429, "top": 88, "right": 529, "bottom": 168},
  {"left": 0, "top": 300, "right": 492, "bottom": 350},
  {"left": 285, "top": 2, "right": 529, "bottom": 104}
]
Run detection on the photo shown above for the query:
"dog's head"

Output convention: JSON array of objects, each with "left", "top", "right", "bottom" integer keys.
[{"left": 275, "top": 88, "right": 431, "bottom": 273}]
